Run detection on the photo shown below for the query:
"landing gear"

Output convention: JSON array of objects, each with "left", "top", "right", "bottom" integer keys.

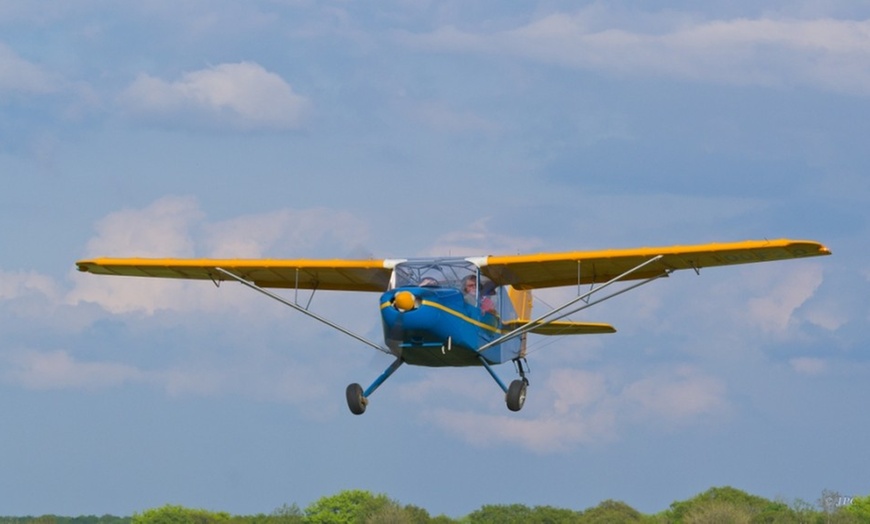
[
  {"left": 480, "top": 355, "right": 531, "bottom": 412},
  {"left": 506, "top": 358, "right": 529, "bottom": 411},
  {"left": 346, "top": 357, "right": 404, "bottom": 415},
  {"left": 506, "top": 379, "right": 527, "bottom": 412},
  {"left": 346, "top": 383, "right": 367, "bottom": 415}
]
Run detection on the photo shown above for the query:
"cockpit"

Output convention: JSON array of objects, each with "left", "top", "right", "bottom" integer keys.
[
  {"left": 390, "top": 259, "right": 500, "bottom": 316},
  {"left": 391, "top": 259, "right": 489, "bottom": 290}
]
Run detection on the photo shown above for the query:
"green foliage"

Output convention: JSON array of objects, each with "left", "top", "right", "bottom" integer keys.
[
  {"left": 662, "top": 486, "right": 797, "bottom": 523},
  {"left": 0, "top": 517, "right": 129, "bottom": 524},
  {"left": 465, "top": 503, "right": 534, "bottom": 523},
  {"left": 131, "top": 505, "right": 230, "bottom": 524},
  {"left": 267, "top": 504, "right": 303, "bottom": 523},
  {"left": 304, "top": 489, "right": 397, "bottom": 524},
  {"left": 843, "top": 494, "right": 870, "bottom": 520},
  {"left": 466, "top": 503, "right": 582, "bottom": 523},
  {"left": 3, "top": 485, "right": 865, "bottom": 523},
  {"left": 579, "top": 499, "right": 645, "bottom": 523}
]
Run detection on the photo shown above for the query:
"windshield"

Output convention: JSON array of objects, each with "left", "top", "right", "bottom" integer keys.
[{"left": 392, "top": 259, "right": 480, "bottom": 290}]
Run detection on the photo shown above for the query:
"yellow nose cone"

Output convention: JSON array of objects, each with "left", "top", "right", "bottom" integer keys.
[{"left": 393, "top": 290, "right": 416, "bottom": 311}]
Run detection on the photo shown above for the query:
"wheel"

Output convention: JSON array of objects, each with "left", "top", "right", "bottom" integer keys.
[
  {"left": 506, "top": 379, "right": 527, "bottom": 412},
  {"left": 346, "top": 383, "right": 367, "bottom": 415}
]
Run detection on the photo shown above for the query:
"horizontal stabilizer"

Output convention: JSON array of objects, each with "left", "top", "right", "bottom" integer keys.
[{"left": 503, "top": 319, "right": 616, "bottom": 335}]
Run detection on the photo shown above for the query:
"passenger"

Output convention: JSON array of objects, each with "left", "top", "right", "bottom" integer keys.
[{"left": 462, "top": 275, "right": 495, "bottom": 314}]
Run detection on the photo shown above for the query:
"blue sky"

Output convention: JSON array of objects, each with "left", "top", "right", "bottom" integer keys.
[{"left": 1, "top": 0, "right": 868, "bottom": 518}]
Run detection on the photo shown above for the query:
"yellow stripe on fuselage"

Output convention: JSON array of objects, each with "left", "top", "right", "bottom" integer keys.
[{"left": 380, "top": 300, "right": 505, "bottom": 334}]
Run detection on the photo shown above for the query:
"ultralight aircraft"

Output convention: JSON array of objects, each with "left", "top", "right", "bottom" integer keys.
[{"left": 76, "top": 238, "right": 830, "bottom": 414}]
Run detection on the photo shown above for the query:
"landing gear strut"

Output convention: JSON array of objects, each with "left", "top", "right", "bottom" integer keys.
[
  {"left": 479, "top": 355, "right": 530, "bottom": 412},
  {"left": 346, "top": 357, "right": 404, "bottom": 415}
]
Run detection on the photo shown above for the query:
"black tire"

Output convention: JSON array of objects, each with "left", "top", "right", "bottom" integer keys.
[
  {"left": 346, "top": 383, "right": 367, "bottom": 415},
  {"left": 506, "top": 379, "right": 527, "bottom": 412}
]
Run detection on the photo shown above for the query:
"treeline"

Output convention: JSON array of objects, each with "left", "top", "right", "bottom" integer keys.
[{"left": 2, "top": 486, "right": 868, "bottom": 523}]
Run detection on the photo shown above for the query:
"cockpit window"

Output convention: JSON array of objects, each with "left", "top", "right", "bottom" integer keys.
[{"left": 392, "top": 259, "right": 494, "bottom": 292}]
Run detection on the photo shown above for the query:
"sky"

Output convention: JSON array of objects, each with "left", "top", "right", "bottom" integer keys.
[{"left": 1, "top": 0, "right": 868, "bottom": 518}]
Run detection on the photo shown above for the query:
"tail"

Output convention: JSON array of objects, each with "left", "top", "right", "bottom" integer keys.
[{"left": 506, "top": 287, "right": 533, "bottom": 357}]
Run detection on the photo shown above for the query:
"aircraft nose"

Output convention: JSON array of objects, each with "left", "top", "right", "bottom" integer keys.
[{"left": 393, "top": 290, "right": 418, "bottom": 312}]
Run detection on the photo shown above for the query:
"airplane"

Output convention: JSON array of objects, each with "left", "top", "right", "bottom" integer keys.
[{"left": 76, "top": 238, "right": 830, "bottom": 415}]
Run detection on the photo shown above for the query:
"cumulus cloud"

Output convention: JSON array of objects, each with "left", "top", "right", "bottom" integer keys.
[
  {"left": 423, "top": 218, "right": 543, "bottom": 257},
  {"left": 118, "top": 62, "right": 310, "bottom": 131},
  {"left": 622, "top": 366, "right": 727, "bottom": 421},
  {"left": 744, "top": 264, "right": 825, "bottom": 335},
  {"left": 68, "top": 196, "right": 371, "bottom": 314},
  {"left": 0, "top": 269, "right": 60, "bottom": 302},
  {"left": 402, "top": 13, "right": 870, "bottom": 96},
  {"left": 4, "top": 349, "right": 145, "bottom": 390},
  {"left": 418, "top": 365, "right": 727, "bottom": 452},
  {"left": 0, "top": 42, "right": 60, "bottom": 94},
  {"left": 790, "top": 356, "right": 828, "bottom": 375},
  {"left": 1, "top": 349, "right": 332, "bottom": 413},
  {"left": 203, "top": 208, "right": 369, "bottom": 258},
  {"left": 80, "top": 195, "right": 203, "bottom": 259},
  {"left": 68, "top": 196, "right": 204, "bottom": 315}
]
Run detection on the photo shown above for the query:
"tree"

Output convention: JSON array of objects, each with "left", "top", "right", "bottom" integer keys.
[
  {"left": 844, "top": 495, "right": 870, "bottom": 520},
  {"left": 663, "top": 486, "right": 795, "bottom": 523},
  {"left": 304, "top": 490, "right": 395, "bottom": 524},
  {"left": 579, "top": 500, "right": 643, "bottom": 523},
  {"left": 682, "top": 500, "right": 753, "bottom": 523},
  {"left": 467, "top": 503, "right": 583, "bottom": 523},
  {"left": 131, "top": 505, "right": 231, "bottom": 524},
  {"left": 268, "top": 504, "right": 303, "bottom": 524},
  {"left": 466, "top": 504, "right": 534, "bottom": 523}
]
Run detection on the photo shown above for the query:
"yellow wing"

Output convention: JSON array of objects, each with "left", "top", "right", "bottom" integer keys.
[
  {"left": 481, "top": 239, "right": 830, "bottom": 289},
  {"left": 75, "top": 258, "right": 393, "bottom": 292}
]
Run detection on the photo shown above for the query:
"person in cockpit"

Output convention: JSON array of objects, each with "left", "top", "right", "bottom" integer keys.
[{"left": 462, "top": 275, "right": 495, "bottom": 314}]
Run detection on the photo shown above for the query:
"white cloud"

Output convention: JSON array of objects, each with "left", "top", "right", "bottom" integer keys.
[
  {"left": 118, "top": 62, "right": 310, "bottom": 131},
  {"left": 622, "top": 366, "right": 727, "bottom": 422},
  {"left": 0, "top": 269, "right": 59, "bottom": 302},
  {"left": 3, "top": 350, "right": 144, "bottom": 390},
  {"left": 423, "top": 218, "right": 543, "bottom": 257},
  {"left": 68, "top": 196, "right": 372, "bottom": 315},
  {"left": 403, "top": 13, "right": 870, "bottom": 95},
  {"left": 1, "top": 349, "right": 333, "bottom": 415},
  {"left": 80, "top": 195, "right": 202, "bottom": 259},
  {"left": 419, "top": 365, "right": 727, "bottom": 452},
  {"left": 790, "top": 357, "right": 828, "bottom": 375},
  {"left": 0, "top": 42, "right": 60, "bottom": 94},
  {"left": 430, "top": 407, "right": 616, "bottom": 453},
  {"left": 68, "top": 196, "right": 204, "bottom": 315},
  {"left": 744, "top": 264, "right": 825, "bottom": 335},
  {"left": 203, "top": 208, "right": 369, "bottom": 258}
]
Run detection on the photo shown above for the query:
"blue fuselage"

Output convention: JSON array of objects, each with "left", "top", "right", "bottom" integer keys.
[{"left": 379, "top": 286, "right": 520, "bottom": 367}]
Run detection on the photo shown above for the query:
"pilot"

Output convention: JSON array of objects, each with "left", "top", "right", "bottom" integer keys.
[{"left": 462, "top": 275, "right": 495, "bottom": 314}]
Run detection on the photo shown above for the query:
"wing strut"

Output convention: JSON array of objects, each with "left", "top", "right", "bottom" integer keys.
[
  {"left": 478, "top": 255, "right": 667, "bottom": 353},
  {"left": 213, "top": 267, "right": 391, "bottom": 355}
]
